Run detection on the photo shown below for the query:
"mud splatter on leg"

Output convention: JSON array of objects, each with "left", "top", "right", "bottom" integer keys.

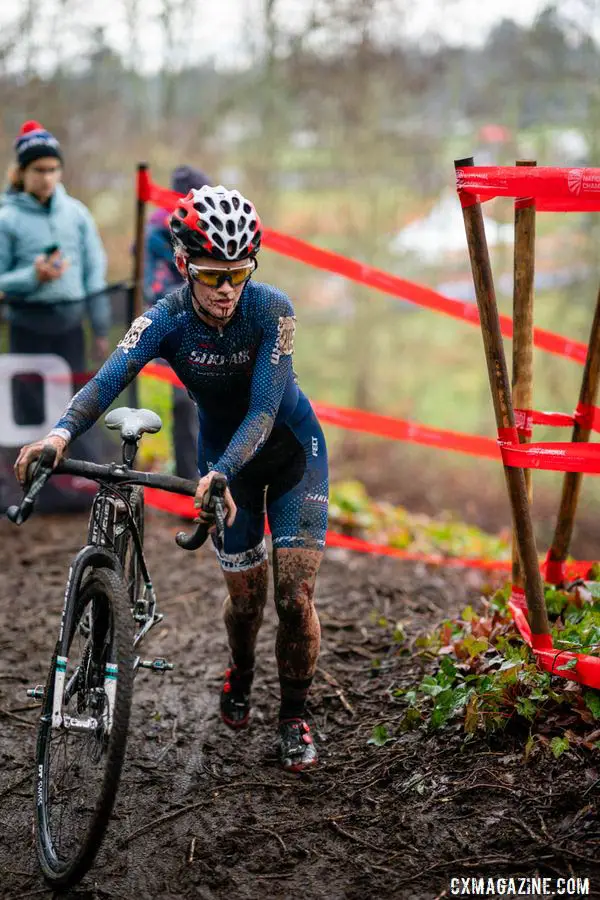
[
  {"left": 222, "top": 560, "right": 269, "bottom": 675},
  {"left": 273, "top": 548, "right": 322, "bottom": 719}
]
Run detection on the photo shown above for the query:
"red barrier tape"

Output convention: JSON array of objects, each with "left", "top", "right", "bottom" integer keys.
[
  {"left": 456, "top": 165, "right": 600, "bottom": 212},
  {"left": 514, "top": 408, "right": 577, "bottom": 438},
  {"left": 142, "top": 363, "right": 501, "bottom": 460},
  {"left": 500, "top": 440, "right": 600, "bottom": 474},
  {"left": 509, "top": 586, "right": 600, "bottom": 688},
  {"left": 142, "top": 364, "right": 600, "bottom": 471},
  {"left": 138, "top": 172, "right": 589, "bottom": 367},
  {"left": 545, "top": 552, "right": 567, "bottom": 586},
  {"left": 143, "top": 486, "right": 595, "bottom": 581}
]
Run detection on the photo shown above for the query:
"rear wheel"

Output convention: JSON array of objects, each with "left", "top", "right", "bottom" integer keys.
[{"left": 34, "top": 567, "right": 134, "bottom": 889}]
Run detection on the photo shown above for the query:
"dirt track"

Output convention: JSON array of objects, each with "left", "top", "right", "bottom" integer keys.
[{"left": 1, "top": 511, "right": 599, "bottom": 900}]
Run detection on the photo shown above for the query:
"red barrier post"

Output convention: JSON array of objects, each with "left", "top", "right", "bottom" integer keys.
[
  {"left": 547, "top": 287, "right": 600, "bottom": 582},
  {"left": 512, "top": 160, "right": 536, "bottom": 588},
  {"left": 455, "top": 156, "right": 549, "bottom": 637}
]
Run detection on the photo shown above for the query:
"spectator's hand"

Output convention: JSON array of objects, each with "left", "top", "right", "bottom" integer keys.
[
  {"left": 93, "top": 336, "right": 109, "bottom": 362},
  {"left": 14, "top": 434, "right": 68, "bottom": 486},
  {"left": 194, "top": 471, "right": 236, "bottom": 527},
  {"left": 34, "top": 252, "right": 69, "bottom": 283}
]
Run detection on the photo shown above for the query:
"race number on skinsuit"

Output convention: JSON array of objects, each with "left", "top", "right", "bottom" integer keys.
[
  {"left": 118, "top": 316, "right": 153, "bottom": 354},
  {"left": 271, "top": 316, "right": 296, "bottom": 365}
]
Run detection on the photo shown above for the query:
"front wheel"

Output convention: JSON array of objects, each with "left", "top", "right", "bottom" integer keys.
[{"left": 34, "top": 567, "right": 134, "bottom": 889}]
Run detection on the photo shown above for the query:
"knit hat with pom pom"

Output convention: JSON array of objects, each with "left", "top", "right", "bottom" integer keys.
[{"left": 14, "top": 121, "right": 62, "bottom": 168}]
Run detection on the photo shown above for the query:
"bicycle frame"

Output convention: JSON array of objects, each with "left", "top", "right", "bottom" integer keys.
[{"left": 86, "top": 484, "right": 159, "bottom": 650}]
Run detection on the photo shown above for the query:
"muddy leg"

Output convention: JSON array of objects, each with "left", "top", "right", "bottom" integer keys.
[
  {"left": 273, "top": 548, "right": 322, "bottom": 720},
  {"left": 221, "top": 560, "right": 269, "bottom": 678}
]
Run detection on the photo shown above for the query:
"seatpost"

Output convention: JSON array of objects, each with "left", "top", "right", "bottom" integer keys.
[{"left": 122, "top": 439, "right": 138, "bottom": 467}]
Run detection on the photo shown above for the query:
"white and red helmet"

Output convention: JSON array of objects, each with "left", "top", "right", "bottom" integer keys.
[{"left": 169, "top": 185, "right": 262, "bottom": 261}]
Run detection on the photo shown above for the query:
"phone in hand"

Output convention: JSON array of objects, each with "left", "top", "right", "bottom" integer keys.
[{"left": 43, "top": 244, "right": 62, "bottom": 270}]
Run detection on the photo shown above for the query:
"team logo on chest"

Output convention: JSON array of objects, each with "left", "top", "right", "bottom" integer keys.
[{"left": 188, "top": 347, "right": 251, "bottom": 367}]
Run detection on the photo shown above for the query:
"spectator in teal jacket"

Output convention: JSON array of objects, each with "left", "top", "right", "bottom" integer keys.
[{"left": 0, "top": 120, "right": 110, "bottom": 408}]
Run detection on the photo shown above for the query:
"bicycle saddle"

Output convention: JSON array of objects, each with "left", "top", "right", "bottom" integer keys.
[{"left": 105, "top": 407, "right": 162, "bottom": 442}]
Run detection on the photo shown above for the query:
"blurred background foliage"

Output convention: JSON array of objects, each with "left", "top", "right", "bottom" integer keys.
[{"left": 3, "top": 0, "right": 600, "bottom": 553}]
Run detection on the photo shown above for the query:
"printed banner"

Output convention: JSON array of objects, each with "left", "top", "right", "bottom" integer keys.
[{"left": 456, "top": 165, "right": 600, "bottom": 212}]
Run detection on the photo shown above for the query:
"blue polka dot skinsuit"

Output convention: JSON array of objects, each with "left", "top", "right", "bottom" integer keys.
[{"left": 54, "top": 281, "right": 329, "bottom": 569}]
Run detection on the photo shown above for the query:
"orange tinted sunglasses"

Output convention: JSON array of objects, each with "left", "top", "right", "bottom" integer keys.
[{"left": 187, "top": 259, "right": 257, "bottom": 288}]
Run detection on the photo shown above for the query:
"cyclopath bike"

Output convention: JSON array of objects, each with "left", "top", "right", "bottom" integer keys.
[{"left": 7, "top": 406, "right": 226, "bottom": 890}]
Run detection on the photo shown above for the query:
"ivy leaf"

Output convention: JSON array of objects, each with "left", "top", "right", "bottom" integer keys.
[
  {"left": 524, "top": 734, "right": 536, "bottom": 761},
  {"left": 439, "top": 655, "right": 457, "bottom": 680},
  {"left": 584, "top": 690, "right": 600, "bottom": 720},
  {"left": 516, "top": 697, "right": 537, "bottom": 721},
  {"left": 550, "top": 736, "right": 570, "bottom": 758},
  {"left": 367, "top": 724, "right": 394, "bottom": 747},
  {"left": 459, "top": 636, "right": 489, "bottom": 658},
  {"left": 557, "top": 658, "right": 578, "bottom": 672},
  {"left": 464, "top": 694, "right": 479, "bottom": 734}
]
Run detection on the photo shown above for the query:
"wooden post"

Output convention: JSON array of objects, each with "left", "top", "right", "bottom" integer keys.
[
  {"left": 126, "top": 162, "right": 149, "bottom": 409},
  {"left": 511, "top": 160, "right": 537, "bottom": 587},
  {"left": 547, "top": 285, "right": 600, "bottom": 579},
  {"left": 455, "top": 157, "right": 549, "bottom": 636},
  {"left": 132, "top": 162, "right": 148, "bottom": 323}
]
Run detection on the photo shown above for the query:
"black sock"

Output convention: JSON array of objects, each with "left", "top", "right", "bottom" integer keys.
[
  {"left": 228, "top": 663, "right": 254, "bottom": 696},
  {"left": 279, "top": 675, "right": 313, "bottom": 721}
]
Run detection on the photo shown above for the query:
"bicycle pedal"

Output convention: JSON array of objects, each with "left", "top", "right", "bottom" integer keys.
[
  {"left": 138, "top": 657, "right": 174, "bottom": 672},
  {"left": 26, "top": 685, "right": 45, "bottom": 701}
]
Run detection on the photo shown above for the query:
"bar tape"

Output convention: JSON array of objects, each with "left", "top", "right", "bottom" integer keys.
[
  {"left": 509, "top": 585, "right": 600, "bottom": 688},
  {"left": 456, "top": 165, "right": 600, "bottom": 213},
  {"left": 136, "top": 169, "right": 589, "bottom": 367}
]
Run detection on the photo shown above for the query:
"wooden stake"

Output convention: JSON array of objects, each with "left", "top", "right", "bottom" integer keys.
[
  {"left": 511, "top": 160, "right": 537, "bottom": 587},
  {"left": 455, "top": 157, "right": 549, "bottom": 636},
  {"left": 548, "top": 284, "right": 600, "bottom": 579}
]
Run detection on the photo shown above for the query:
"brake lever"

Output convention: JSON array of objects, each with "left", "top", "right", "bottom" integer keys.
[
  {"left": 175, "top": 473, "right": 228, "bottom": 552},
  {"left": 6, "top": 445, "right": 57, "bottom": 525}
]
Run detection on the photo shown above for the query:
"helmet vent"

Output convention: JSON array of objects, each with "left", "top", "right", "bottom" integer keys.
[
  {"left": 209, "top": 215, "right": 224, "bottom": 231},
  {"left": 213, "top": 233, "right": 225, "bottom": 249},
  {"left": 220, "top": 199, "right": 232, "bottom": 214},
  {"left": 193, "top": 201, "right": 207, "bottom": 213},
  {"left": 226, "top": 219, "right": 236, "bottom": 236},
  {"left": 243, "top": 202, "right": 252, "bottom": 214},
  {"left": 227, "top": 239, "right": 237, "bottom": 256},
  {"left": 238, "top": 216, "right": 246, "bottom": 231}
]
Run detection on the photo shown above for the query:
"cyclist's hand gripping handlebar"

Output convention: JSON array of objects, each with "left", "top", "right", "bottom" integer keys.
[
  {"left": 175, "top": 473, "right": 227, "bottom": 552},
  {"left": 6, "top": 445, "right": 57, "bottom": 525}
]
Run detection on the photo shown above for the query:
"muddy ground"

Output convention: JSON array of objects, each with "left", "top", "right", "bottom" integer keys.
[{"left": 0, "top": 510, "right": 599, "bottom": 900}]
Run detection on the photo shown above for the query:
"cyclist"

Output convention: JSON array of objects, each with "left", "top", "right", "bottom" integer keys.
[{"left": 15, "top": 185, "right": 329, "bottom": 772}]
